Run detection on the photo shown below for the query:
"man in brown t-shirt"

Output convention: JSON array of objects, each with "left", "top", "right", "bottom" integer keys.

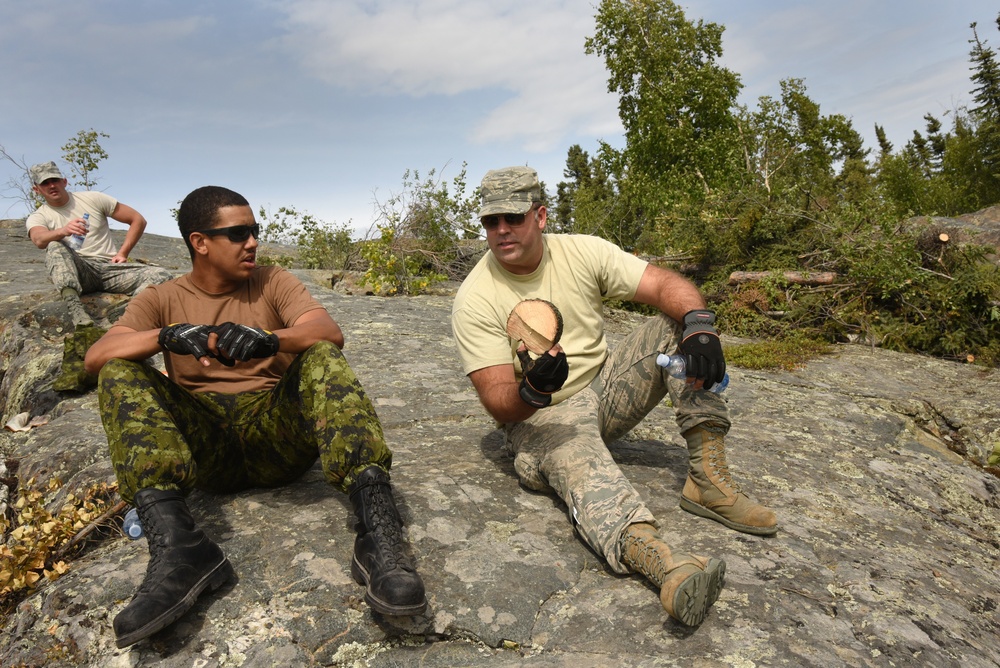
[{"left": 85, "top": 186, "right": 426, "bottom": 649}]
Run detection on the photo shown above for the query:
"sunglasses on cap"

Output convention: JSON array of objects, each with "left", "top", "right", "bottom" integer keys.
[
  {"left": 481, "top": 212, "right": 533, "bottom": 231},
  {"left": 200, "top": 223, "right": 261, "bottom": 242}
]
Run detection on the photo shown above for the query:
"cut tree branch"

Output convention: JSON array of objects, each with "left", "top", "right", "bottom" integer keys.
[{"left": 729, "top": 271, "right": 838, "bottom": 286}]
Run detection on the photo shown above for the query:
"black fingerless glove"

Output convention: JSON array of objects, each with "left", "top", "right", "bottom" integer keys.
[
  {"left": 158, "top": 323, "right": 211, "bottom": 359},
  {"left": 212, "top": 322, "right": 280, "bottom": 362},
  {"left": 679, "top": 309, "right": 726, "bottom": 390},
  {"left": 517, "top": 349, "right": 569, "bottom": 408}
]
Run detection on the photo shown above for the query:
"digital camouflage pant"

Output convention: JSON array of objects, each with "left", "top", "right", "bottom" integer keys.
[
  {"left": 47, "top": 242, "right": 173, "bottom": 296},
  {"left": 98, "top": 341, "right": 392, "bottom": 503},
  {"left": 505, "top": 313, "right": 730, "bottom": 573}
]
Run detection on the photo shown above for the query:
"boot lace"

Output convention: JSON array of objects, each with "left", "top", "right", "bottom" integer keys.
[
  {"left": 368, "top": 487, "right": 404, "bottom": 569},
  {"left": 620, "top": 528, "right": 670, "bottom": 587},
  {"left": 706, "top": 439, "right": 742, "bottom": 493},
  {"left": 134, "top": 506, "right": 167, "bottom": 595}
]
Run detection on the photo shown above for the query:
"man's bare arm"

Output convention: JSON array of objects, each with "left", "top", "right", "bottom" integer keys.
[
  {"left": 468, "top": 363, "right": 540, "bottom": 424},
  {"left": 631, "top": 264, "right": 707, "bottom": 322},
  {"left": 109, "top": 203, "right": 148, "bottom": 262},
  {"left": 258, "top": 308, "right": 344, "bottom": 353},
  {"left": 84, "top": 326, "right": 162, "bottom": 375},
  {"left": 28, "top": 220, "right": 87, "bottom": 250}
]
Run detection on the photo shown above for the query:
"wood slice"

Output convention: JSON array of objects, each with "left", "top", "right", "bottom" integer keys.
[{"left": 506, "top": 299, "right": 563, "bottom": 354}]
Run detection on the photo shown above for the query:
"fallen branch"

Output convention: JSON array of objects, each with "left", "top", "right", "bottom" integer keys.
[
  {"left": 53, "top": 499, "right": 127, "bottom": 561},
  {"left": 729, "top": 270, "right": 838, "bottom": 286}
]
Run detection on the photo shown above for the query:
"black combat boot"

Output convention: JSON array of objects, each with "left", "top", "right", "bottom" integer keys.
[
  {"left": 348, "top": 467, "right": 427, "bottom": 616},
  {"left": 113, "top": 488, "right": 233, "bottom": 648}
]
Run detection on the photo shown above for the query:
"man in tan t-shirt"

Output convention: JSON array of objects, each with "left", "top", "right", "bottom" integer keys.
[
  {"left": 25, "top": 161, "right": 172, "bottom": 326},
  {"left": 451, "top": 166, "right": 777, "bottom": 627},
  {"left": 85, "top": 185, "right": 426, "bottom": 649}
]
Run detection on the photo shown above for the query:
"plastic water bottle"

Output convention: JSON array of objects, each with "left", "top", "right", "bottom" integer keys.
[
  {"left": 66, "top": 213, "right": 89, "bottom": 250},
  {"left": 123, "top": 507, "right": 144, "bottom": 540},
  {"left": 656, "top": 353, "right": 729, "bottom": 394}
]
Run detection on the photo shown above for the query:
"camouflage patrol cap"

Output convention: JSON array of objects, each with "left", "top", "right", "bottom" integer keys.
[
  {"left": 29, "top": 161, "right": 64, "bottom": 185},
  {"left": 478, "top": 166, "right": 540, "bottom": 217}
]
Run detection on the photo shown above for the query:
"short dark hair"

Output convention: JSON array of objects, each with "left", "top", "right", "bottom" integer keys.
[{"left": 177, "top": 186, "right": 250, "bottom": 258}]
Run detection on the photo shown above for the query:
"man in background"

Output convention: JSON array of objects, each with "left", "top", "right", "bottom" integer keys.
[{"left": 25, "top": 161, "right": 172, "bottom": 326}]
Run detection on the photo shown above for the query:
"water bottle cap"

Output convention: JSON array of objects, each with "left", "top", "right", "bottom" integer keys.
[{"left": 127, "top": 524, "right": 143, "bottom": 538}]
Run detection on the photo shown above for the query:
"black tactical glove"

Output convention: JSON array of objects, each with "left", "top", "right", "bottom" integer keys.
[
  {"left": 679, "top": 309, "right": 726, "bottom": 390},
  {"left": 158, "top": 323, "right": 212, "bottom": 360},
  {"left": 211, "top": 322, "right": 280, "bottom": 362},
  {"left": 517, "top": 348, "right": 569, "bottom": 408}
]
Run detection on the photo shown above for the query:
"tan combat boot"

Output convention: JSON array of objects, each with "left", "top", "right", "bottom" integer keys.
[
  {"left": 620, "top": 522, "right": 726, "bottom": 626},
  {"left": 680, "top": 426, "right": 778, "bottom": 535},
  {"left": 61, "top": 287, "right": 94, "bottom": 327}
]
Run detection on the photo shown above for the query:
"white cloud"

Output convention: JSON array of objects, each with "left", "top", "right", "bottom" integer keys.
[{"left": 268, "top": 0, "right": 621, "bottom": 149}]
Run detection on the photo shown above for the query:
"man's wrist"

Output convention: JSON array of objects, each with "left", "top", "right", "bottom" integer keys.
[
  {"left": 518, "top": 379, "right": 552, "bottom": 408},
  {"left": 683, "top": 309, "right": 716, "bottom": 327}
]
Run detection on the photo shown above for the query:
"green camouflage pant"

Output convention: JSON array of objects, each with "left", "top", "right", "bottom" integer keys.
[
  {"left": 505, "top": 313, "right": 730, "bottom": 573},
  {"left": 46, "top": 242, "right": 173, "bottom": 296},
  {"left": 99, "top": 341, "right": 392, "bottom": 503}
]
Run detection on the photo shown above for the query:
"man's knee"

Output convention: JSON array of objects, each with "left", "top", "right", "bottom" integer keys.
[
  {"left": 305, "top": 339, "right": 340, "bottom": 355},
  {"left": 297, "top": 339, "right": 346, "bottom": 369},
  {"left": 45, "top": 244, "right": 82, "bottom": 289},
  {"left": 98, "top": 358, "right": 158, "bottom": 395},
  {"left": 132, "top": 267, "right": 174, "bottom": 294}
]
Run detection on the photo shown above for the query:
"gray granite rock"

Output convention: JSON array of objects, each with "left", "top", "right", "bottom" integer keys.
[{"left": 0, "top": 219, "right": 998, "bottom": 667}]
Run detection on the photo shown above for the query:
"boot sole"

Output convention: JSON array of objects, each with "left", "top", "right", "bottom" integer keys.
[
  {"left": 115, "top": 558, "right": 234, "bottom": 649},
  {"left": 351, "top": 556, "right": 428, "bottom": 616},
  {"left": 704, "top": 557, "right": 726, "bottom": 608},
  {"left": 667, "top": 558, "right": 726, "bottom": 626},
  {"left": 679, "top": 496, "right": 778, "bottom": 536},
  {"left": 670, "top": 570, "right": 713, "bottom": 626}
]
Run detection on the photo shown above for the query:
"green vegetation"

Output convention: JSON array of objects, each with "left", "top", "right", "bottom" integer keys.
[
  {"left": 258, "top": 205, "right": 357, "bottom": 271},
  {"left": 61, "top": 129, "right": 110, "bottom": 191},
  {"left": 552, "top": 2, "right": 1000, "bottom": 367},
  {"left": 724, "top": 334, "right": 833, "bottom": 371},
  {"left": 360, "top": 165, "right": 477, "bottom": 295},
  {"left": 1, "top": 128, "right": 110, "bottom": 213}
]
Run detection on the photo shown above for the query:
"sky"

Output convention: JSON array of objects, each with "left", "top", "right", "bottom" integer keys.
[{"left": 1, "top": 1, "right": 997, "bottom": 239}]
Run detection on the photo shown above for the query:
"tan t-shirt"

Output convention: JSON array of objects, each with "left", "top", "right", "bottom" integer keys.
[
  {"left": 117, "top": 266, "right": 324, "bottom": 393},
  {"left": 451, "top": 234, "right": 648, "bottom": 404},
  {"left": 25, "top": 191, "right": 120, "bottom": 259}
]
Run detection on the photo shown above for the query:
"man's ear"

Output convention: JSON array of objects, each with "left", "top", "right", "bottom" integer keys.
[
  {"left": 536, "top": 205, "right": 547, "bottom": 231},
  {"left": 189, "top": 232, "right": 210, "bottom": 257}
]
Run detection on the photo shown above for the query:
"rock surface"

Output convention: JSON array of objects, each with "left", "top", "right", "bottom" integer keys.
[{"left": 0, "top": 218, "right": 998, "bottom": 668}]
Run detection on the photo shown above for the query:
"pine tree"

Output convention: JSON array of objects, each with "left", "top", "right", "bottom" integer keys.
[
  {"left": 875, "top": 124, "right": 893, "bottom": 156},
  {"left": 970, "top": 21, "right": 1000, "bottom": 120}
]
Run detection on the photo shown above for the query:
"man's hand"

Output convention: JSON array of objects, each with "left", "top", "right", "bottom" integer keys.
[
  {"left": 61, "top": 218, "right": 88, "bottom": 239},
  {"left": 158, "top": 323, "right": 212, "bottom": 361},
  {"left": 517, "top": 347, "right": 569, "bottom": 408},
  {"left": 679, "top": 309, "right": 726, "bottom": 390},
  {"left": 211, "top": 322, "right": 280, "bottom": 362}
]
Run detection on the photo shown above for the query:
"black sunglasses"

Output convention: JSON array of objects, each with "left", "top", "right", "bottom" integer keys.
[
  {"left": 200, "top": 223, "right": 261, "bottom": 243},
  {"left": 481, "top": 212, "right": 531, "bottom": 230}
]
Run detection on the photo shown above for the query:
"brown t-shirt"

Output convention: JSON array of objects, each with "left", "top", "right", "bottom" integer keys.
[{"left": 118, "top": 266, "right": 324, "bottom": 394}]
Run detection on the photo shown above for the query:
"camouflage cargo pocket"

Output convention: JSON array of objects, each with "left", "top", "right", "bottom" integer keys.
[{"left": 52, "top": 324, "right": 107, "bottom": 392}]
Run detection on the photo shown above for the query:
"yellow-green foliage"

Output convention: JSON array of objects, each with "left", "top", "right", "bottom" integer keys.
[
  {"left": 725, "top": 332, "right": 833, "bottom": 370},
  {"left": 360, "top": 226, "right": 446, "bottom": 296},
  {"left": 1, "top": 478, "right": 117, "bottom": 617}
]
